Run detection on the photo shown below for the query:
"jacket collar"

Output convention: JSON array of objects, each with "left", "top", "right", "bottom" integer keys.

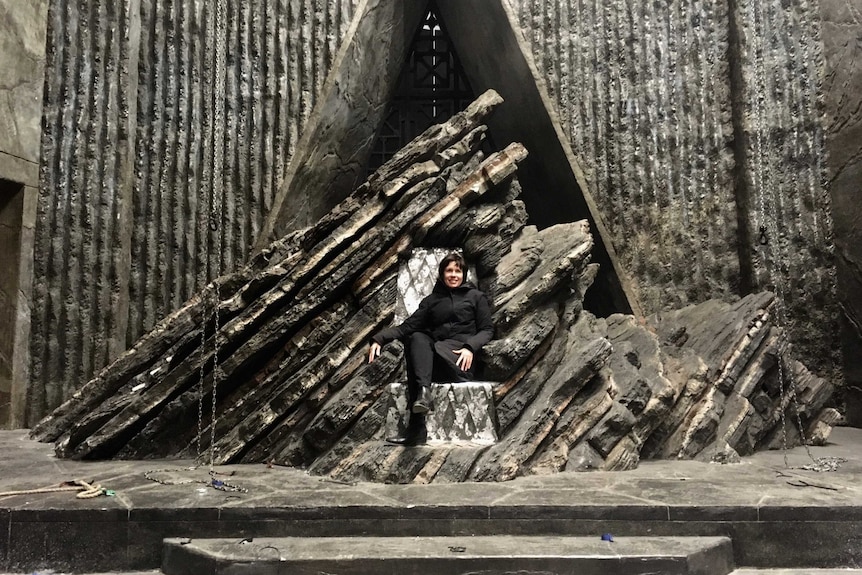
[{"left": 432, "top": 278, "right": 476, "bottom": 294}]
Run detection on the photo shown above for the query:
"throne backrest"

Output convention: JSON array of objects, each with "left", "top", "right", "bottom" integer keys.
[{"left": 394, "top": 248, "right": 476, "bottom": 324}]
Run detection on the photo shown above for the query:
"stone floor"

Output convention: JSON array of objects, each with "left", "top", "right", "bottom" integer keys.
[
  {"left": 6, "top": 561, "right": 862, "bottom": 574},
  {"left": 0, "top": 427, "right": 861, "bottom": 573},
  {"left": 7, "top": 570, "right": 861, "bottom": 575},
  {"left": 733, "top": 571, "right": 862, "bottom": 574}
]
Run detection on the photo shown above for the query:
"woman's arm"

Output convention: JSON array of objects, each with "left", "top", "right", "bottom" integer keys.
[
  {"left": 368, "top": 341, "right": 382, "bottom": 363},
  {"left": 464, "top": 291, "right": 494, "bottom": 352},
  {"left": 368, "top": 295, "right": 433, "bottom": 362}
]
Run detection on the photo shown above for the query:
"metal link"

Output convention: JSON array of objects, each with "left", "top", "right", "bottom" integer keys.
[
  {"left": 154, "top": 0, "right": 230, "bottom": 490},
  {"left": 196, "top": 293, "right": 206, "bottom": 458},
  {"left": 144, "top": 467, "right": 247, "bottom": 493},
  {"left": 748, "top": 1, "right": 841, "bottom": 474},
  {"left": 208, "top": 0, "right": 228, "bottom": 473}
]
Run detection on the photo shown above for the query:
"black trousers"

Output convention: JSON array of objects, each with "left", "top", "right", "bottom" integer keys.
[{"left": 405, "top": 332, "right": 475, "bottom": 404}]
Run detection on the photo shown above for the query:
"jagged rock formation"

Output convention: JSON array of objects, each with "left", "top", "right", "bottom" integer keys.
[{"left": 31, "top": 91, "right": 836, "bottom": 483}]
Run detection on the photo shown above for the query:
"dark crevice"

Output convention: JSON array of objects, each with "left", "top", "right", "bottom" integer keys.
[
  {"left": 726, "top": 0, "right": 756, "bottom": 296},
  {"left": 0, "top": 178, "right": 25, "bottom": 428},
  {"left": 365, "top": 0, "right": 481, "bottom": 176}
]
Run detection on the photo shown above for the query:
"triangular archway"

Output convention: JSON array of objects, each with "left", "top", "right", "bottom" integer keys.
[
  {"left": 255, "top": 0, "right": 638, "bottom": 317},
  {"left": 366, "top": 1, "right": 479, "bottom": 173}
]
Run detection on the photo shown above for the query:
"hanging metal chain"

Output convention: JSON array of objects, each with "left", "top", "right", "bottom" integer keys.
[
  {"left": 196, "top": 290, "right": 207, "bottom": 458},
  {"left": 194, "top": 284, "right": 220, "bottom": 468},
  {"left": 207, "top": 0, "right": 228, "bottom": 473},
  {"left": 750, "top": 1, "right": 769, "bottom": 254},
  {"left": 209, "top": 299, "right": 221, "bottom": 472},
  {"left": 193, "top": 0, "right": 227, "bottom": 469},
  {"left": 748, "top": 1, "right": 841, "bottom": 474},
  {"left": 144, "top": 467, "right": 248, "bottom": 493},
  {"left": 146, "top": 0, "right": 236, "bottom": 492},
  {"left": 782, "top": 338, "right": 846, "bottom": 472}
]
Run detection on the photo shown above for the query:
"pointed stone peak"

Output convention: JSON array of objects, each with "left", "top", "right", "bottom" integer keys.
[{"left": 255, "top": 0, "right": 636, "bottom": 320}]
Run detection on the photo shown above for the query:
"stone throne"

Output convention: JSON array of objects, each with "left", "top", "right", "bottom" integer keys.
[
  {"left": 30, "top": 91, "right": 837, "bottom": 484},
  {"left": 385, "top": 248, "right": 498, "bottom": 445}
]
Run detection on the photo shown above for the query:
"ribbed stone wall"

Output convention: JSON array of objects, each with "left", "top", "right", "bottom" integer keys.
[
  {"left": 32, "top": 0, "right": 136, "bottom": 423},
  {"left": 508, "top": 0, "right": 737, "bottom": 311},
  {"left": 129, "top": 0, "right": 358, "bottom": 339},
  {"left": 728, "top": 0, "right": 837, "bottom": 376},
  {"left": 30, "top": 0, "right": 359, "bottom": 422},
  {"left": 820, "top": 0, "right": 862, "bottom": 421},
  {"left": 507, "top": 0, "right": 837, "bottom": 376}
]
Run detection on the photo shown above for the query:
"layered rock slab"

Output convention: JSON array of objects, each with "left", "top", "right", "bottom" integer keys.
[{"left": 31, "top": 90, "right": 835, "bottom": 483}]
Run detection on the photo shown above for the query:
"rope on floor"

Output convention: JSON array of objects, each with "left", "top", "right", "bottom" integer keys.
[{"left": 0, "top": 479, "right": 104, "bottom": 499}]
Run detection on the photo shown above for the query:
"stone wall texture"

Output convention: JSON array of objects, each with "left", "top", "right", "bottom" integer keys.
[
  {"left": 29, "top": 0, "right": 359, "bottom": 423},
  {"left": 508, "top": 0, "right": 737, "bottom": 310},
  {"left": 506, "top": 0, "right": 839, "bottom": 377},
  {"left": 0, "top": 0, "right": 48, "bottom": 427},
  {"left": 730, "top": 0, "right": 837, "bottom": 378},
  {"left": 820, "top": 0, "right": 862, "bottom": 423},
  {"left": 24, "top": 0, "right": 849, "bottom": 424}
]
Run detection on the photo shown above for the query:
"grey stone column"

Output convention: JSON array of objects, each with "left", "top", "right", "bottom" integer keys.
[{"left": 0, "top": 0, "right": 49, "bottom": 428}]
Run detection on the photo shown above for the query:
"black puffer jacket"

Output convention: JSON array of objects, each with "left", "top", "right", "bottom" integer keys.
[{"left": 372, "top": 279, "right": 494, "bottom": 352}]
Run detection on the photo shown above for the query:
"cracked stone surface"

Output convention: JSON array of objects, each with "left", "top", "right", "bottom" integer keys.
[{"left": 1, "top": 427, "right": 862, "bottom": 571}]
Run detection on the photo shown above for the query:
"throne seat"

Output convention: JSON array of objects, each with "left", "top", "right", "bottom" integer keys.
[{"left": 386, "top": 381, "right": 498, "bottom": 445}]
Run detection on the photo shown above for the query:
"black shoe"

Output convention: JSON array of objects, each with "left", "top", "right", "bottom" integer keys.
[
  {"left": 385, "top": 434, "right": 426, "bottom": 446},
  {"left": 385, "top": 414, "right": 427, "bottom": 446},
  {"left": 385, "top": 427, "right": 427, "bottom": 446},
  {"left": 412, "top": 386, "right": 433, "bottom": 414}
]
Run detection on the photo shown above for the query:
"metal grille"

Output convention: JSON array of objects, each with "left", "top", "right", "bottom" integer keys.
[{"left": 367, "top": 1, "right": 476, "bottom": 172}]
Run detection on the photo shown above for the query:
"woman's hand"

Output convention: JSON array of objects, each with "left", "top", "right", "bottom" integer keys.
[
  {"left": 368, "top": 342, "right": 382, "bottom": 363},
  {"left": 453, "top": 348, "right": 474, "bottom": 371}
]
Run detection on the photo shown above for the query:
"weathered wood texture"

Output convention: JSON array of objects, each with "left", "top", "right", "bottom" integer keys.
[{"left": 33, "top": 91, "right": 835, "bottom": 482}]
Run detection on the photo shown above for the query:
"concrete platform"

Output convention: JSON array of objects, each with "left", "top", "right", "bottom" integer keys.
[
  {"left": 0, "top": 427, "right": 861, "bottom": 573},
  {"left": 732, "top": 571, "right": 862, "bottom": 574},
  {"left": 161, "top": 535, "right": 734, "bottom": 575},
  {"left": 12, "top": 569, "right": 862, "bottom": 575}
]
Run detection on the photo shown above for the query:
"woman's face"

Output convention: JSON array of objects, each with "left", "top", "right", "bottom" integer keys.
[{"left": 442, "top": 261, "right": 464, "bottom": 289}]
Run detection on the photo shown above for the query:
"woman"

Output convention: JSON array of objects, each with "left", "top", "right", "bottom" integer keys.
[{"left": 368, "top": 252, "right": 494, "bottom": 444}]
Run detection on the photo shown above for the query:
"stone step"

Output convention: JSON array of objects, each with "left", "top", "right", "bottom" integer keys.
[
  {"left": 162, "top": 534, "right": 734, "bottom": 575},
  {"left": 730, "top": 571, "right": 862, "bottom": 574}
]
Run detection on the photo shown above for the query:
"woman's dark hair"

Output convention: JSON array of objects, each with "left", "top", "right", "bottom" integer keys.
[{"left": 438, "top": 252, "right": 467, "bottom": 280}]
